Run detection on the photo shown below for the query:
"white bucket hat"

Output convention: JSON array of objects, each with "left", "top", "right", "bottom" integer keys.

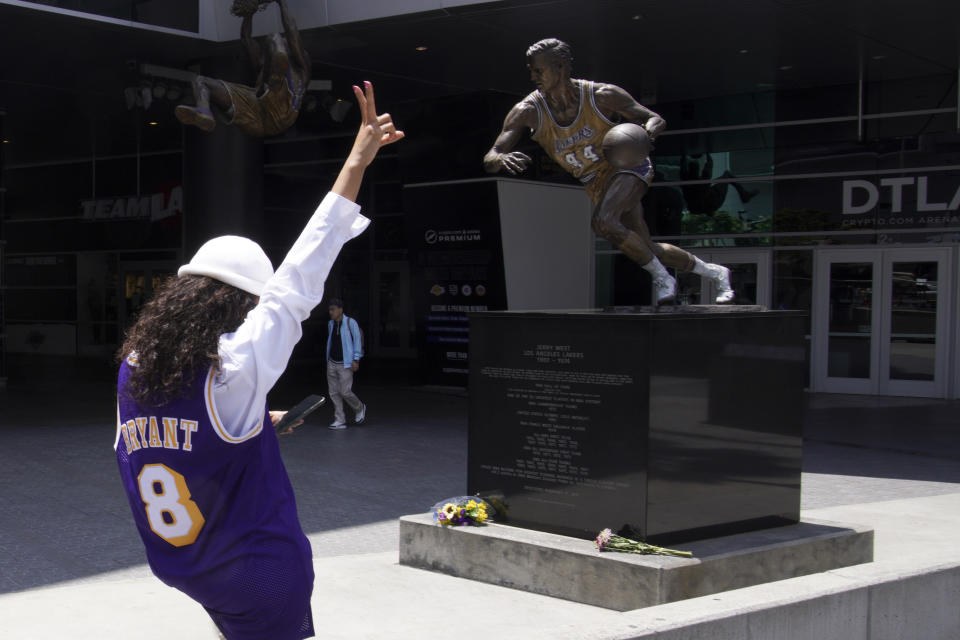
[{"left": 177, "top": 235, "right": 274, "bottom": 296}]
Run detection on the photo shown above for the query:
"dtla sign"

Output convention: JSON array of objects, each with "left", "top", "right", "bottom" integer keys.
[
  {"left": 81, "top": 186, "right": 183, "bottom": 222},
  {"left": 842, "top": 176, "right": 960, "bottom": 216}
]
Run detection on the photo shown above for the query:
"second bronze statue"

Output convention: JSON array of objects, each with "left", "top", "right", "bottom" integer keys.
[
  {"left": 175, "top": 0, "right": 310, "bottom": 138},
  {"left": 483, "top": 38, "right": 734, "bottom": 305}
]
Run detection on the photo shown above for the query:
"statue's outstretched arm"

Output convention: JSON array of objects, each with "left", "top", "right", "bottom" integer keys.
[
  {"left": 240, "top": 13, "right": 262, "bottom": 72},
  {"left": 276, "top": 0, "right": 311, "bottom": 76},
  {"left": 595, "top": 83, "right": 666, "bottom": 139},
  {"left": 483, "top": 100, "right": 537, "bottom": 175}
]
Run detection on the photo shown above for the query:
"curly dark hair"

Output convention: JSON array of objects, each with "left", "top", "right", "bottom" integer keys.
[{"left": 118, "top": 275, "right": 257, "bottom": 406}]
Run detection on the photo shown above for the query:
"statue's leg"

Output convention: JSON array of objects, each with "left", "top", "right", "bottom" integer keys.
[
  {"left": 174, "top": 76, "right": 224, "bottom": 132},
  {"left": 593, "top": 173, "right": 676, "bottom": 304},
  {"left": 621, "top": 197, "right": 695, "bottom": 271},
  {"left": 621, "top": 183, "right": 734, "bottom": 304}
]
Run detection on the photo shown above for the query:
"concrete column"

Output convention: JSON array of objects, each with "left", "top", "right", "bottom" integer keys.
[{"left": 181, "top": 57, "right": 264, "bottom": 257}]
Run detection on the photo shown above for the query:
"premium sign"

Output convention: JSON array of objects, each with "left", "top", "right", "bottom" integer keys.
[
  {"left": 81, "top": 186, "right": 183, "bottom": 222},
  {"left": 842, "top": 177, "right": 960, "bottom": 215},
  {"left": 423, "top": 228, "right": 482, "bottom": 244}
]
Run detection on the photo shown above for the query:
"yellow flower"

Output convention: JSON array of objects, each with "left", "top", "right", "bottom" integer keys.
[
  {"left": 466, "top": 500, "right": 478, "bottom": 509},
  {"left": 441, "top": 503, "right": 458, "bottom": 519}
]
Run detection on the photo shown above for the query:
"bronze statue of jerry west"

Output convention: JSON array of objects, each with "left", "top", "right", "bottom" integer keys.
[{"left": 483, "top": 38, "right": 733, "bottom": 304}]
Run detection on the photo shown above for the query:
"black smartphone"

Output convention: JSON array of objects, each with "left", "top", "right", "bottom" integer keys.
[{"left": 274, "top": 394, "right": 326, "bottom": 433}]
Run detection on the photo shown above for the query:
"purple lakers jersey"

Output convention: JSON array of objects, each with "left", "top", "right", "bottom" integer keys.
[{"left": 115, "top": 358, "right": 314, "bottom": 639}]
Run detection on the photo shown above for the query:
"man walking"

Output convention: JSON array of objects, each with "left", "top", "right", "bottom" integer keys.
[{"left": 326, "top": 298, "right": 365, "bottom": 429}]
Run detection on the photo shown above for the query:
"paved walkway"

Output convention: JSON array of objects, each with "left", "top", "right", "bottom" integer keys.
[{"left": 1, "top": 362, "right": 958, "bottom": 638}]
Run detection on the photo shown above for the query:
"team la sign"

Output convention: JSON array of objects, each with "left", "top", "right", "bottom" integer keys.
[
  {"left": 842, "top": 177, "right": 960, "bottom": 215},
  {"left": 81, "top": 186, "right": 183, "bottom": 222}
]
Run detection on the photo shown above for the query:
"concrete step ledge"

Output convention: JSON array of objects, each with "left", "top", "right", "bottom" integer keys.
[
  {"left": 567, "top": 559, "right": 960, "bottom": 640},
  {"left": 398, "top": 513, "right": 874, "bottom": 611}
]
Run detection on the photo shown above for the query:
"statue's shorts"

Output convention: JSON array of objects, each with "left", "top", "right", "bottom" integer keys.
[
  {"left": 581, "top": 157, "right": 655, "bottom": 205},
  {"left": 220, "top": 79, "right": 299, "bottom": 138}
]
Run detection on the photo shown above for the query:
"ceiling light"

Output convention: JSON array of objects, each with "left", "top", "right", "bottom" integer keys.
[
  {"left": 631, "top": 14, "right": 643, "bottom": 20},
  {"left": 2, "top": 139, "right": 9, "bottom": 144},
  {"left": 779, "top": 65, "right": 793, "bottom": 71},
  {"left": 415, "top": 46, "right": 428, "bottom": 51},
  {"left": 739, "top": 49, "right": 749, "bottom": 54},
  {"left": 872, "top": 54, "right": 886, "bottom": 60},
  {"left": 147, "top": 121, "right": 159, "bottom": 126}
]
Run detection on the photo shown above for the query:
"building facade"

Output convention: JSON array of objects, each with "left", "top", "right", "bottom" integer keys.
[{"left": 0, "top": 0, "right": 957, "bottom": 397}]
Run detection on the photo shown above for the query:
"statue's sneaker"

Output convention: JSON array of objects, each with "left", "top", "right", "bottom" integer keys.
[
  {"left": 652, "top": 273, "right": 677, "bottom": 305},
  {"left": 175, "top": 105, "right": 216, "bottom": 132},
  {"left": 711, "top": 265, "right": 735, "bottom": 304}
]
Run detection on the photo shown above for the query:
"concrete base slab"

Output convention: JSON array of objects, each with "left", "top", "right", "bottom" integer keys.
[{"left": 399, "top": 514, "right": 874, "bottom": 611}]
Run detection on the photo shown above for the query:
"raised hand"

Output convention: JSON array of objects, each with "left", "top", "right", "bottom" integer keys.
[
  {"left": 348, "top": 81, "right": 405, "bottom": 169},
  {"left": 332, "top": 81, "right": 405, "bottom": 202}
]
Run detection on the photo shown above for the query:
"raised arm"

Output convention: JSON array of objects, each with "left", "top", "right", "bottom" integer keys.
[
  {"left": 333, "top": 81, "right": 405, "bottom": 202},
  {"left": 275, "top": 0, "right": 311, "bottom": 76},
  {"left": 239, "top": 13, "right": 262, "bottom": 73},
  {"left": 482, "top": 99, "right": 539, "bottom": 175},
  {"left": 594, "top": 83, "right": 666, "bottom": 139},
  {"left": 214, "top": 82, "right": 402, "bottom": 439}
]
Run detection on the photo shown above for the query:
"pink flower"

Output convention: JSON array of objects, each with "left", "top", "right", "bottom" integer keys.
[{"left": 595, "top": 528, "right": 613, "bottom": 550}]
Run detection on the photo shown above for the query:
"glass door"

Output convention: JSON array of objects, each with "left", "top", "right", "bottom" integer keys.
[
  {"left": 813, "top": 248, "right": 952, "bottom": 397},
  {"left": 813, "top": 251, "right": 880, "bottom": 395},
  {"left": 880, "top": 249, "right": 951, "bottom": 397},
  {"left": 370, "top": 261, "right": 416, "bottom": 358}
]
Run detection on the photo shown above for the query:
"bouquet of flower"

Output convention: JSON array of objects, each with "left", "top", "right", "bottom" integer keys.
[
  {"left": 594, "top": 528, "right": 693, "bottom": 558},
  {"left": 432, "top": 496, "right": 493, "bottom": 526}
]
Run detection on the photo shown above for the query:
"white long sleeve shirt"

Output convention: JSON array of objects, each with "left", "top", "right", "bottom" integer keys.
[{"left": 212, "top": 192, "right": 369, "bottom": 439}]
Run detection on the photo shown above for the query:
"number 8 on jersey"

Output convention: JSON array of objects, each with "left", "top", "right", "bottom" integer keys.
[{"left": 137, "top": 463, "right": 206, "bottom": 547}]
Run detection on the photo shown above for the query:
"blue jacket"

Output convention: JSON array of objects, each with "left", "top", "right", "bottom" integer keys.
[{"left": 326, "top": 315, "right": 362, "bottom": 368}]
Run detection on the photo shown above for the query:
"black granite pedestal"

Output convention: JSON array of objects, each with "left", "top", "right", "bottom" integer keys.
[{"left": 467, "top": 306, "right": 807, "bottom": 544}]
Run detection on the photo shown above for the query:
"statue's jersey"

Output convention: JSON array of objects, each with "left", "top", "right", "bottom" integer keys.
[
  {"left": 529, "top": 79, "right": 653, "bottom": 204},
  {"left": 529, "top": 80, "right": 613, "bottom": 194},
  {"left": 115, "top": 358, "right": 314, "bottom": 638}
]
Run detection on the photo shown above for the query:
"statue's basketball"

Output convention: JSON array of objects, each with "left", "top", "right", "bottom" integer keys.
[{"left": 601, "top": 123, "right": 652, "bottom": 169}]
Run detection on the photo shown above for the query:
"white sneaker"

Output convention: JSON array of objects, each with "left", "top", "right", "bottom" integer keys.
[
  {"left": 355, "top": 403, "right": 366, "bottom": 424},
  {"left": 652, "top": 273, "right": 677, "bottom": 305},
  {"left": 328, "top": 421, "right": 347, "bottom": 430},
  {"left": 710, "top": 265, "right": 735, "bottom": 303}
]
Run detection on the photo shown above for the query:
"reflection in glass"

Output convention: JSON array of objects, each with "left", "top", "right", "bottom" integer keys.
[
  {"left": 827, "top": 263, "right": 873, "bottom": 379},
  {"left": 378, "top": 270, "right": 402, "bottom": 348},
  {"left": 889, "top": 262, "right": 937, "bottom": 381},
  {"left": 773, "top": 250, "right": 812, "bottom": 315},
  {"left": 676, "top": 271, "right": 701, "bottom": 305},
  {"left": 125, "top": 272, "right": 146, "bottom": 320},
  {"left": 724, "top": 263, "right": 758, "bottom": 305}
]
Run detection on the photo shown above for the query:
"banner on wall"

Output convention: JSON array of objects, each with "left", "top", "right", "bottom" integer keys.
[
  {"left": 80, "top": 185, "right": 183, "bottom": 222},
  {"left": 404, "top": 181, "right": 507, "bottom": 386}
]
